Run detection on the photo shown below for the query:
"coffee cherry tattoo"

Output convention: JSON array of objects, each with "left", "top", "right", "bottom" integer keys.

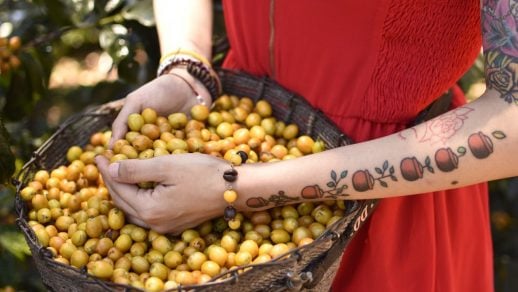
[
  {"left": 468, "top": 132, "right": 494, "bottom": 159},
  {"left": 352, "top": 131, "right": 506, "bottom": 192},
  {"left": 351, "top": 170, "right": 375, "bottom": 192},
  {"left": 398, "top": 130, "right": 506, "bottom": 182},
  {"left": 434, "top": 148, "right": 459, "bottom": 172},
  {"left": 352, "top": 161, "right": 397, "bottom": 192},
  {"left": 400, "top": 157, "right": 425, "bottom": 181},
  {"left": 301, "top": 185, "right": 323, "bottom": 199},
  {"left": 261, "top": 130, "right": 507, "bottom": 204}
]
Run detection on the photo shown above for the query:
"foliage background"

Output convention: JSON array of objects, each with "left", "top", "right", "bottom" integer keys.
[{"left": 0, "top": 1, "right": 516, "bottom": 291}]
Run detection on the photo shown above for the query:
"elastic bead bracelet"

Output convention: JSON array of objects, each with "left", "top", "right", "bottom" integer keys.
[
  {"left": 167, "top": 72, "right": 207, "bottom": 106},
  {"left": 223, "top": 150, "right": 249, "bottom": 229}
]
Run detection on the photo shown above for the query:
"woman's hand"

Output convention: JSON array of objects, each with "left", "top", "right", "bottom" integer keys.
[
  {"left": 95, "top": 153, "right": 228, "bottom": 234},
  {"left": 109, "top": 70, "right": 210, "bottom": 148}
]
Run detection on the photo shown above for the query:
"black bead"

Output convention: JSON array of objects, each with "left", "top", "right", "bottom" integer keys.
[
  {"left": 236, "top": 151, "right": 248, "bottom": 163},
  {"left": 223, "top": 168, "right": 238, "bottom": 182},
  {"left": 224, "top": 206, "right": 237, "bottom": 221}
]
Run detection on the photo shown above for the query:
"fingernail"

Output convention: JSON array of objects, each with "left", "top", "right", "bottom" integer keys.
[{"left": 109, "top": 163, "right": 120, "bottom": 178}]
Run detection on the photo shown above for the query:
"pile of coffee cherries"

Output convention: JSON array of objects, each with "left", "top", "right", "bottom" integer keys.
[{"left": 20, "top": 95, "right": 346, "bottom": 291}]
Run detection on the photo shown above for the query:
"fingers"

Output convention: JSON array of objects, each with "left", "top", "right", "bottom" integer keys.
[
  {"left": 103, "top": 156, "right": 171, "bottom": 184},
  {"left": 109, "top": 96, "right": 141, "bottom": 148},
  {"left": 125, "top": 214, "right": 150, "bottom": 229},
  {"left": 96, "top": 156, "right": 145, "bottom": 212},
  {"left": 97, "top": 156, "right": 153, "bottom": 230}
]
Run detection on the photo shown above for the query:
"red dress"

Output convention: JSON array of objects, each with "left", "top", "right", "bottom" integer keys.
[{"left": 222, "top": 0, "right": 493, "bottom": 291}]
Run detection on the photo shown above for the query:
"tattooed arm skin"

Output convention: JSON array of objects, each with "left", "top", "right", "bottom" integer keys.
[
  {"left": 234, "top": 0, "right": 518, "bottom": 211},
  {"left": 95, "top": 0, "right": 518, "bottom": 233}
]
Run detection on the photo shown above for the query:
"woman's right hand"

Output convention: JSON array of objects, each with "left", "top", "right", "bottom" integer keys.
[{"left": 109, "top": 69, "right": 211, "bottom": 147}]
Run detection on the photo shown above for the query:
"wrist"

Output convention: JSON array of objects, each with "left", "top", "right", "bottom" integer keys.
[
  {"left": 157, "top": 48, "right": 221, "bottom": 102},
  {"left": 165, "top": 67, "right": 212, "bottom": 112},
  {"left": 234, "top": 162, "right": 278, "bottom": 212},
  {"left": 234, "top": 155, "right": 321, "bottom": 212}
]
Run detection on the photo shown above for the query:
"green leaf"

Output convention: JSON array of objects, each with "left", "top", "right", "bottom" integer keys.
[
  {"left": 382, "top": 160, "right": 388, "bottom": 170},
  {"left": 4, "top": 51, "right": 46, "bottom": 121},
  {"left": 0, "top": 118, "right": 15, "bottom": 184},
  {"left": 33, "top": 0, "right": 72, "bottom": 26},
  {"left": 121, "top": 0, "right": 155, "bottom": 27},
  {"left": 379, "top": 180, "right": 388, "bottom": 188},
  {"left": 492, "top": 131, "right": 506, "bottom": 140},
  {"left": 340, "top": 170, "right": 348, "bottom": 179},
  {"left": 327, "top": 181, "right": 336, "bottom": 188},
  {"left": 0, "top": 228, "right": 31, "bottom": 260},
  {"left": 330, "top": 170, "right": 337, "bottom": 181},
  {"left": 105, "top": 0, "right": 124, "bottom": 13},
  {"left": 375, "top": 167, "right": 382, "bottom": 174},
  {"left": 67, "top": 0, "right": 99, "bottom": 27}
]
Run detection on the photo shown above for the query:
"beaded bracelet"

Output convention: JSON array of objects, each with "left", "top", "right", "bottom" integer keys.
[
  {"left": 159, "top": 48, "right": 211, "bottom": 68},
  {"left": 157, "top": 55, "right": 201, "bottom": 77},
  {"left": 223, "top": 150, "right": 249, "bottom": 229}
]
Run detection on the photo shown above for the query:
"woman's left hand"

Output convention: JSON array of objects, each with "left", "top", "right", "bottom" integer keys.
[{"left": 95, "top": 153, "right": 229, "bottom": 234}]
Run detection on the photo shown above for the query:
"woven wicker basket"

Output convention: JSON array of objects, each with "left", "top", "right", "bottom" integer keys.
[{"left": 14, "top": 69, "right": 377, "bottom": 291}]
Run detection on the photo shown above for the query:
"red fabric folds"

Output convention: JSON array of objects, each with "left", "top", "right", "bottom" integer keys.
[{"left": 222, "top": 0, "right": 493, "bottom": 290}]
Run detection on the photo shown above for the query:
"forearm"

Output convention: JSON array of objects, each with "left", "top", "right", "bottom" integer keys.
[
  {"left": 233, "top": 0, "right": 518, "bottom": 211},
  {"left": 154, "top": 0, "right": 213, "bottom": 58},
  {"left": 153, "top": 0, "right": 213, "bottom": 107},
  {"left": 235, "top": 92, "right": 518, "bottom": 211}
]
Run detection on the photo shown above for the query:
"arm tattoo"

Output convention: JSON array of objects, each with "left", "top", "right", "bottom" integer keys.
[
  {"left": 245, "top": 130, "right": 506, "bottom": 208},
  {"left": 246, "top": 2, "right": 514, "bottom": 209},
  {"left": 398, "top": 107, "right": 474, "bottom": 145},
  {"left": 482, "top": 0, "right": 518, "bottom": 104},
  {"left": 351, "top": 161, "right": 397, "bottom": 192}
]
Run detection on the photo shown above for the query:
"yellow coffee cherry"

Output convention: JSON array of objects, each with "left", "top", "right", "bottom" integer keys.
[
  {"left": 141, "top": 108, "right": 158, "bottom": 124},
  {"left": 283, "top": 124, "right": 299, "bottom": 140},
  {"left": 229, "top": 153, "right": 243, "bottom": 166},
  {"left": 223, "top": 190, "right": 237, "bottom": 204},
  {"left": 201, "top": 260, "right": 221, "bottom": 277},
  {"left": 91, "top": 260, "right": 114, "bottom": 279},
  {"left": 228, "top": 219, "right": 241, "bottom": 230},
  {"left": 255, "top": 100, "right": 272, "bottom": 117},
  {"left": 296, "top": 135, "right": 315, "bottom": 155},
  {"left": 190, "top": 104, "right": 210, "bottom": 121},
  {"left": 127, "top": 113, "right": 145, "bottom": 132},
  {"left": 234, "top": 251, "right": 252, "bottom": 266},
  {"left": 168, "top": 113, "right": 188, "bottom": 129}
]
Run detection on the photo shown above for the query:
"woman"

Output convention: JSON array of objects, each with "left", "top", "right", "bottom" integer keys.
[{"left": 96, "top": 0, "right": 518, "bottom": 290}]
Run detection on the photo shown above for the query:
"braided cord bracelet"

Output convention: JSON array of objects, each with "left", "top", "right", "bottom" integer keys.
[{"left": 157, "top": 48, "right": 221, "bottom": 102}]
